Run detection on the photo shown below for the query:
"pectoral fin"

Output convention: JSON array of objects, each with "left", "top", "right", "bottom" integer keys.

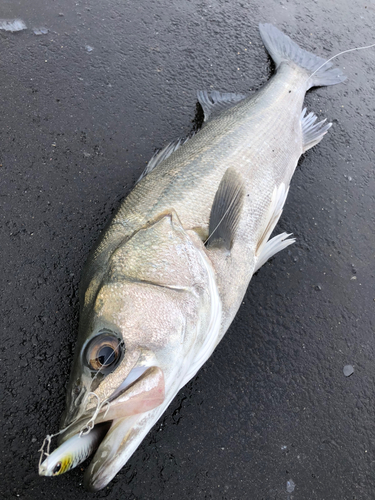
[{"left": 206, "top": 168, "right": 245, "bottom": 251}]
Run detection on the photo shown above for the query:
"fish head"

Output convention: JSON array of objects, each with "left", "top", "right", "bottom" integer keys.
[
  {"left": 61, "top": 278, "right": 199, "bottom": 427},
  {"left": 57, "top": 211, "right": 221, "bottom": 490}
]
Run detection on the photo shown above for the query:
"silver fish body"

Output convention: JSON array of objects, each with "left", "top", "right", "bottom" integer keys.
[{"left": 41, "top": 23, "right": 345, "bottom": 491}]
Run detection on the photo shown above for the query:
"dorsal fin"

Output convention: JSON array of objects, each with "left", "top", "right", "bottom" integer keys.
[
  {"left": 136, "top": 134, "right": 195, "bottom": 183},
  {"left": 197, "top": 90, "right": 246, "bottom": 122},
  {"left": 206, "top": 168, "right": 245, "bottom": 251}
]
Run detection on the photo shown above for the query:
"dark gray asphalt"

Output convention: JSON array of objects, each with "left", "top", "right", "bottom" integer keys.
[{"left": 1, "top": 1, "right": 375, "bottom": 499}]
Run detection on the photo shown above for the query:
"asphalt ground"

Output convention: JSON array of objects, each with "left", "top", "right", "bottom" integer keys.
[{"left": 1, "top": 1, "right": 375, "bottom": 499}]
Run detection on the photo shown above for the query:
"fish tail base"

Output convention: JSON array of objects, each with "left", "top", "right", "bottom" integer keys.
[{"left": 259, "top": 23, "right": 346, "bottom": 89}]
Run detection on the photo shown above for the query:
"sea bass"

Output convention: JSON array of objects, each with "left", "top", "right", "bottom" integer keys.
[{"left": 39, "top": 24, "right": 345, "bottom": 490}]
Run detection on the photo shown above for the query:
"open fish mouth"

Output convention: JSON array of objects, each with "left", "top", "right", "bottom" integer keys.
[
  {"left": 40, "top": 365, "right": 165, "bottom": 490},
  {"left": 38, "top": 20, "right": 349, "bottom": 493},
  {"left": 61, "top": 365, "right": 165, "bottom": 439},
  {"left": 80, "top": 365, "right": 169, "bottom": 491}
]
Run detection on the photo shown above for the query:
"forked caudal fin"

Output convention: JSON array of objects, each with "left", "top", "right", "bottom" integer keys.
[{"left": 259, "top": 23, "right": 346, "bottom": 90}]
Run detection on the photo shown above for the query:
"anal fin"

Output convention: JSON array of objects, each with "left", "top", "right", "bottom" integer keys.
[
  {"left": 206, "top": 168, "right": 245, "bottom": 251},
  {"left": 301, "top": 108, "right": 332, "bottom": 152}
]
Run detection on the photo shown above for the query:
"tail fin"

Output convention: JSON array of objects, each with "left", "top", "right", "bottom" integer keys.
[{"left": 259, "top": 23, "right": 346, "bottom": 90}]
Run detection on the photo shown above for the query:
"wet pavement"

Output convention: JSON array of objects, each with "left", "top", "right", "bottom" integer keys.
[{"left": 1, "top": 0, "right": 375, "bottom": 499}]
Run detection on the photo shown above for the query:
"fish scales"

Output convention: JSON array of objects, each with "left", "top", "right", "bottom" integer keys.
[
  {"left": 93, "top": 67, "right": 304, "bottom": 273},
  {"left": 85, "top": 64, "right": 306, "bottom": 331},
  {"left": 39, "top": 23, "right": 346, "bottom": 491}
]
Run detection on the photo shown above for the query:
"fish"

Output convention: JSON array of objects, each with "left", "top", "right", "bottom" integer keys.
[{"left": 38, "top": 23, "right": 345, "bottom": 490}]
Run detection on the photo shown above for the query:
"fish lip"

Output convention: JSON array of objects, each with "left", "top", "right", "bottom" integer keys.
[
  {"left": 82, "top": 412, "right": 155, "bottom": 492},
  {"left": 107, "top": 365, "right": 149, "bottom": 403},
  {"left": 84, "top": 471, "right": 102, "bottom": 492},
  {"left": 58, "top": 362, "right": 153, "bottom": 445},
  {"left": 82, "top": 417, "right": 129, "bottom": 492},
  {"left": 82, "top": 366, "right": 166, "bottom": 491},
  {"left": 56, "top": 365, "right": 165, "bottom": 486},
  {"left": 82, "top": 423, "right": 118, "bottom": 492}
]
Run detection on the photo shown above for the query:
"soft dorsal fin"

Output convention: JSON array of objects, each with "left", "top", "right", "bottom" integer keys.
[
  {"left": 206, "top": 168, "right": 245, "bottom": 251},
  {"left": 197, "top": 90, "right": 247, "bottom": 122}
]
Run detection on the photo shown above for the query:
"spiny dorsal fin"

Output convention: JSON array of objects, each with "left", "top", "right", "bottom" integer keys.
[
  {"left": 197, "top": 90, "right": 246, "bottom": 122},
  {"left": 136, "top": 134, "right": 195, "bottom": 183},
  {"left": 206, "top": 168, "right": 245, "bottom": 251},
  {"left": 301, "top": 108, "right": 332, "bottom": 152}
]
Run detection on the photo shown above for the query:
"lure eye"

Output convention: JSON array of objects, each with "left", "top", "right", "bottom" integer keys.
[
  {"left": 52, "top": 462, "right": 62, "bottom": 475},
  {"left": 85, "top": 332, "right": 124, "bottom": 374}
]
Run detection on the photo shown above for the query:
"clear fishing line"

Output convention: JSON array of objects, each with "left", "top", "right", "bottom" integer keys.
[
  {"left": 306, "top": 42, "right": 375, "bottom": 85},
  {"left": 38, "top": 32, "right": 375, "bottom": 473},
  {"left": 39, "top": 339, "right": 123, "bottom": 468}
]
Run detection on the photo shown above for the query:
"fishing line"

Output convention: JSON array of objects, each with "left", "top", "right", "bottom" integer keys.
[
  {"left": 87, "top": 338, "right": 124, "bottom": 392},
  {"left": 204, "top": 185, "right": 242, "bottom": 246},
  {"left": 78, "top": 337, "right": 125, "bottom": 430},
  {"left": 79, "top": 396, "right": 110, "bottom": 436},
  {"left": 208, "top": 41, "right": 375, "bottom": 242},
  {"left": 204, "top": 200, "right": 235, "bottom": 246},
  {"left": 306, "top": 42, "right": 375, "bottom": 85},
  {"left": 38, "top": 393, "right": 110, "bottom": 467},
  {"left": 39, "top": 33, "right": 375, "bottom": 472},
  {"left": 39, "top": 339, "right": 123, "bottom": 467}
]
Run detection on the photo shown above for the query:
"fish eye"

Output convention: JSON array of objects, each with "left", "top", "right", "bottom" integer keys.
[
  {"left": 84, "top": 331, "right": 124, "bottom": 374},
  {"left": 53, "top": 462, "right": 62, "bottom": 475}
]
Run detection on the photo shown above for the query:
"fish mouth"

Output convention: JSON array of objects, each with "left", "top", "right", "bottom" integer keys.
[
  {"left": 84, "top": 412, "right": 156, "bottom": 491},
  {"left": 59, "top": 365, "right": 165, "bottom": 491}
]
